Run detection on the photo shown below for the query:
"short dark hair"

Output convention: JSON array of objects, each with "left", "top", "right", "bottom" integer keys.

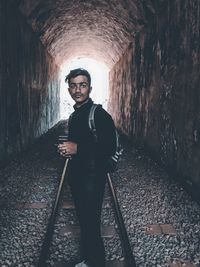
[{"left": 65, "top": 68, "right": 91, "bottom": 86}]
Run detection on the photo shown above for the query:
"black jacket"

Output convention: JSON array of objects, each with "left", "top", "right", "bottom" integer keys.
[{"left": 68, "top": 98, "right": 116, "bottom": 184}]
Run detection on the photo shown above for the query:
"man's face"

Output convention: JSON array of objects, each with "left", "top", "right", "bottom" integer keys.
[{"left": 68, "top": 75, "right": 91, "bottom": 105}]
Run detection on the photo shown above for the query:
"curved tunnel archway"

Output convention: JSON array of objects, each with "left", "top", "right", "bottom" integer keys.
[{"left": 18, "top": 0, "right": 145, "bottom": 67}]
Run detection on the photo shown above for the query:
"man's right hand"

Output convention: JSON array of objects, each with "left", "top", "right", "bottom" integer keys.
[{"left": 57, "top": 141, "right": 77, "bottom": 158}]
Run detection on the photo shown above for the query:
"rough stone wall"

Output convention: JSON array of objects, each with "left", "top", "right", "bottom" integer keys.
[
  {"left": 0, "top": 1, "right": 60, "bottom": 164},
  {"left": 109, "top": 0, "right": 200, "bottom": 191},
  {"left": 108, "top": 43, "right": 134, "bottom": 136}
]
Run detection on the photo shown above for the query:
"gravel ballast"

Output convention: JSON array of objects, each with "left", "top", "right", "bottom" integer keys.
[{"left": 0, "top": 124, "right": 199, "bottom": 267}]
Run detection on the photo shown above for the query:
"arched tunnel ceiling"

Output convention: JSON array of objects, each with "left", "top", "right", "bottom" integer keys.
[{"left": 18, "top": 0, "right": 147, "bottom": 67}]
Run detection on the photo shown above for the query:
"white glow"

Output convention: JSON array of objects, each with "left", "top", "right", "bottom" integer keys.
[{"left": 60, "top": 57, "right": 109, "bottom": 119}]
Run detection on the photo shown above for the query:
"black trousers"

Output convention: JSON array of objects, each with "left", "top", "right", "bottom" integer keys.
[{"left": 70, "top": 172, "right": 107, "bottom": 267}]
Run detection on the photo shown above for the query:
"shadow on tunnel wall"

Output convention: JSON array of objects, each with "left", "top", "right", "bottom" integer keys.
[
  {"left": 0, "top": 1, "right": 60, "bottom": 167},
  {"left": 108, "top": 1, "right": 200, "bottom": 202}
]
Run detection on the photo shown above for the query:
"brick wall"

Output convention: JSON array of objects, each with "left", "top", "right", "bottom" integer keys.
[
  {"left": 0, "top": 1, "right": 60, "bottom": 164},
  {"left": 109, "top": 0, "right": 200, "bottom": 192}
]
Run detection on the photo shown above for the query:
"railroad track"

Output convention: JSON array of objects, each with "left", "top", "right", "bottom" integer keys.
[{"left": 37, "top": 158, "right": 137, "bottom": 267}]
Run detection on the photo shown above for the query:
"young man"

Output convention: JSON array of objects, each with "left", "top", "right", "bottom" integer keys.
[{"left": 58, "top": 68, "right": 116, "bottom": 267}]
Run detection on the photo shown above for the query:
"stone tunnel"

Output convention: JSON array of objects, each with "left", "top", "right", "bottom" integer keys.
[{"left": 0, "top": 0, "right": 200, "bottom": 199}]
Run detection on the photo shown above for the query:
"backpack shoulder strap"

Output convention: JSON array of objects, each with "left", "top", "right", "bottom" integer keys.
[{"left": 88, "top": 104, "right": 101, "bottom": 142}]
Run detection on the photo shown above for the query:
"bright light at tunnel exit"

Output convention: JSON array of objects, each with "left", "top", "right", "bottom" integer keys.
[{"left": 60, "top": 58, "right": 109, "bottom": 119}]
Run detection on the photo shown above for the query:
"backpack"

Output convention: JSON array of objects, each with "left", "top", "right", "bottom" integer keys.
[{"left": 88, "top": 104, "right": 123, "bottom": 173}]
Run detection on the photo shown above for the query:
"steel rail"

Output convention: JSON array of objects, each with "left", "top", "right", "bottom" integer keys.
[
  {"left": 37, "top": 159, "right": 136, "bottom": 267},
  {"left": 38, "top": 158, "right": 70, "bottom": 267},
  {"left": 107, "top": 173, "right": 137, "bottom": 267}
]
